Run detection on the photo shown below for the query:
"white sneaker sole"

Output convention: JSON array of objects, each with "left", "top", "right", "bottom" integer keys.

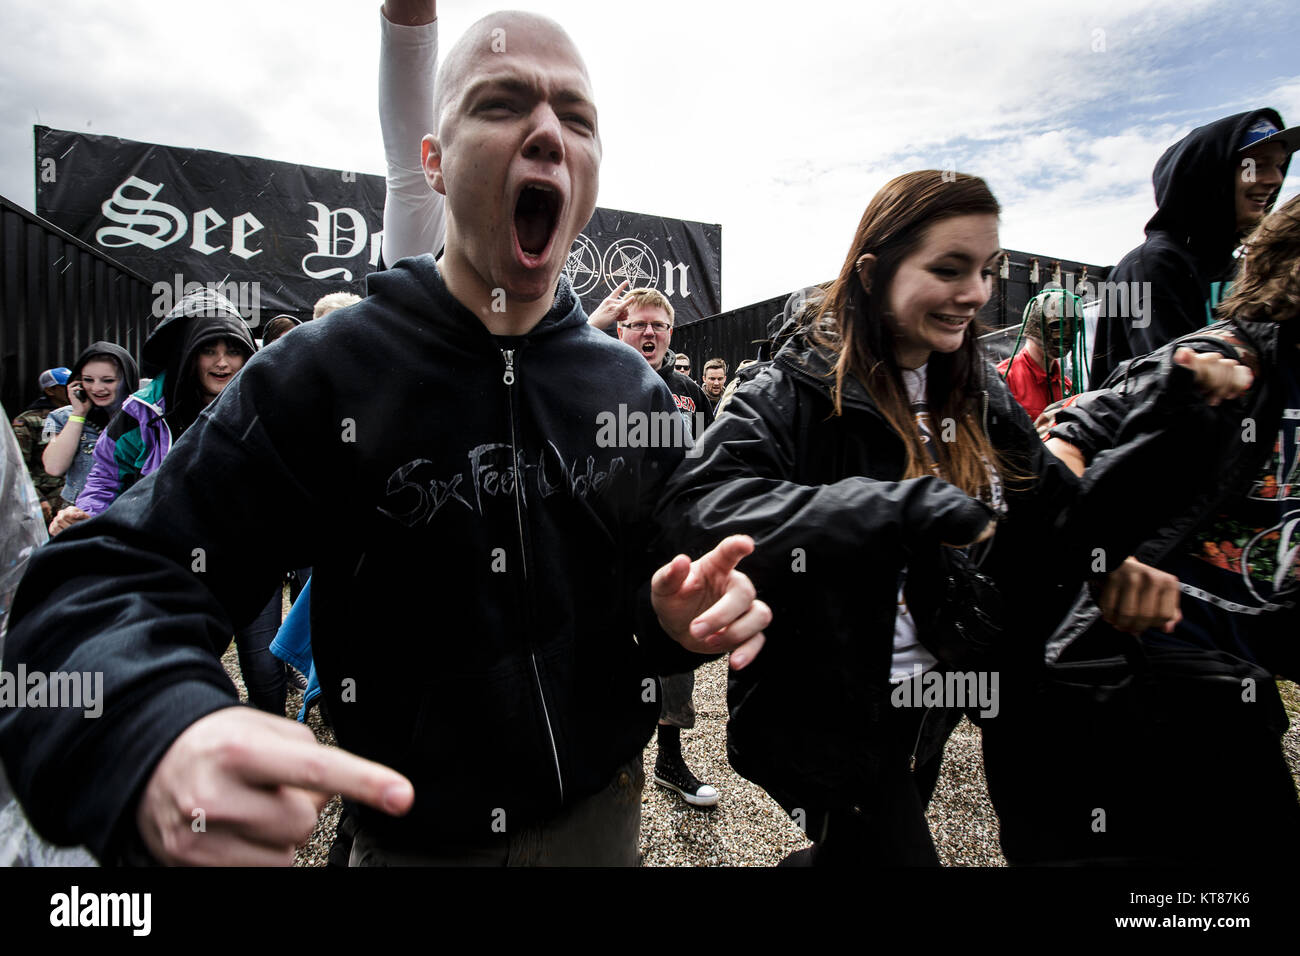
[{"left": 653, "top": 773, "right": 720, "bottom": 807}]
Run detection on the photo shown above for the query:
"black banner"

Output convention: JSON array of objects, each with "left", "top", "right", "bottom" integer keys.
[
  {"left": 34, "top": 126, "right": 722, "bottom": 327},
  {"left": 563, "top": 207, "right": 721, "bottom": 324}
]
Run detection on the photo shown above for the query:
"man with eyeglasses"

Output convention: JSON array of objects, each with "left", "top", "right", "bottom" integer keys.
[
  {"left": 606, "top": 288, "right": 718, "bottom": 807},
  {"left": 674, "top": 355, "right": 692, "bottom": 379},
  {"left": 612, "top": 289, "right": 713, "bottom": 442}
]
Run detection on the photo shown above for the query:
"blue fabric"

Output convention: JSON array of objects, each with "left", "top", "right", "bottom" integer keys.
[
  {"left": 236, "top": 588, "right": 287, "bottom": 715},
  {"left": 42, "top": 407, "right": 102, "bottom": 502},
  {"left": 269, "top": 577, "right": 320, "bottom": 722}
]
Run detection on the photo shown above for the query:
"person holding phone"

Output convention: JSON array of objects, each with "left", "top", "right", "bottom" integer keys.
[{"left": 41, "top": 342, "right": 139, "bottom": 516}]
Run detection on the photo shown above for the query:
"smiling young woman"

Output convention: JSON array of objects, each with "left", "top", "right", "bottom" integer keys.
[
  {"left": 817, "top": 172, "right": 1012, "bottom": 501},
  {"left": 40, "top": 342, "right": 139, "bottom": 510},
  {"left": 656, "top": 169, "right": 1241, "bottom": 866}
]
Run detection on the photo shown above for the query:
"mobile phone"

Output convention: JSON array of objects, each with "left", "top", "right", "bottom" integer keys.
[{"left": 73, "top": 386, "right": 88, "bottom": 403}]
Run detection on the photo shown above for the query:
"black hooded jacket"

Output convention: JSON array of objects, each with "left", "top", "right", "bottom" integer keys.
[
  {"left": 654, "top": 332, "right": 1246, "bottom": 814},
  {"left": 1091, "top": 109, "right": 1290, "bottom": 382},
  {"left": 68, "top": 341, "right": 141, "bottom": 428},
  {"left": 144, "top": 301, "right": 256, "bottom": 437},
  {"left": 0, "top": 258, "right": 700, "bottom": 861}
]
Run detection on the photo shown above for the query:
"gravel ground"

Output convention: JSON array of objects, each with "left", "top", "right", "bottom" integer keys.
[{"left": 220, "top": 634, "right": 1300, "bottom": 868}]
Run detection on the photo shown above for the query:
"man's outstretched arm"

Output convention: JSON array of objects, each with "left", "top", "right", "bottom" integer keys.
[{"left": 0, "top": 347, "right": 412, "bottom": 864}]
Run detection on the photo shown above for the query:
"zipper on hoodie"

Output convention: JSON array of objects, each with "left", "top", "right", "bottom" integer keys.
[
  {"left": 500, "top": 346, "right": 565, "bottom": 804},
  {"left": 908, "top": 705, "right": 932, "bottom": 772}
]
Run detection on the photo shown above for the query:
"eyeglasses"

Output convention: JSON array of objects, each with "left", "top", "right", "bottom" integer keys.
[{"left": 622, "top": 320, "right": 672, "bottom": 334}]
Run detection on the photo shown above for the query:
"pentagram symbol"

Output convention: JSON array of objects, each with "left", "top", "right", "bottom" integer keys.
[
  {"left": 602, "top": 238, "right": 659, "bottom": 292},
  {"left": 564, "top": 233, "right": 601, "bottom": 296}
]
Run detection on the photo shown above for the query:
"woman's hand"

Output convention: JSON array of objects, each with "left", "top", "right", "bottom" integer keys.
[
  {"left": 49, "top": 505, "right": 91, "bottom": 537},
  {"left": 66, "top": 380, "right": 92, "bottom": 417}
]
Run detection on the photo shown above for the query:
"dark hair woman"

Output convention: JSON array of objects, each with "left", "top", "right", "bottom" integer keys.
[
  {"left": 41, "top": 342, "right": 140, "bottom": 510},
  {"left": 656, "top": 170, "right": 1251, "bottom": 865}
]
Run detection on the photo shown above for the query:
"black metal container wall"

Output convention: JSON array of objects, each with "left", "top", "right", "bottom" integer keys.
[{"left": 1, "top": 194, "right": 153, "bottom": 415}]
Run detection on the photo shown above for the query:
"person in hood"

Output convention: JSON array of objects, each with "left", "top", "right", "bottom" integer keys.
[
  {"left": 44, "top": 294, "right": 288, "bottom": 717},
  {"left": 0, "top": 11, "right": 767, "bottom": 867},
  {"left": 48, "top": 290, "right": 254, "bottom": 534},
  {"left": 41, "top": 342, "right": 140, "bottom": 513},
  {"left": 655, "top": 169, "right": 1253, "bottom": 866},
  {"left": 1091, "top": 109, "right": 1297, "bottom": 383}
]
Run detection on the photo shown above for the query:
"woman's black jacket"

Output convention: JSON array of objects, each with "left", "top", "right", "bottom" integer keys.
[{"left": 654, "top": 333, "right": 1240, "bottom": 814}]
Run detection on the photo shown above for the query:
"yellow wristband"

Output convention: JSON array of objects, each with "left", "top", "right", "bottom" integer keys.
[{"left": 68, "top": 415, "right": 86, "bottom": 424}]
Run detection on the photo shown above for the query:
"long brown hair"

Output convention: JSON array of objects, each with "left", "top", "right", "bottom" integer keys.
[
  {"left": 1219, "top": 193, "right": 1300, "bottom": 324},
  {"left": 811, "top": 170, "right": 1014, "bottom": 497}
]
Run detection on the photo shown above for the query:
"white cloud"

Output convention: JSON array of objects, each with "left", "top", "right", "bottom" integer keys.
[{"left": 0, "top": 0, "right": 1295, "bottom": 310}]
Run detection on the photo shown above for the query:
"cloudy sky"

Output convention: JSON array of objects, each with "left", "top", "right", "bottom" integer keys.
[{"left": 1, "top": 0, "right": 1297, "bottom": 310}]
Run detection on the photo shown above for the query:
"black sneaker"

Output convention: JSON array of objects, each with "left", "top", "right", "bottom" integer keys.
[
  {"left": 287, "top": 666, "right": 309, "bottom": 693},
  {"left": 653, "top": 757, "right": 719, "bottom": 807}
]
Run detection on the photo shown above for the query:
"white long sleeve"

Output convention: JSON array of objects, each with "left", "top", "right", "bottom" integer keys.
[{"left": 379, "top": 10, "right": 446, "bottom": 264}]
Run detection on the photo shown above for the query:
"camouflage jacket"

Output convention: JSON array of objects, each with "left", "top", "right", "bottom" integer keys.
[{"left": 9, "top": 405, "right": 64, "bottom": 507}]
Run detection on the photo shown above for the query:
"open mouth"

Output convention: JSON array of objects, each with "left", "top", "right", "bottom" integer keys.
[
  {"left": 513, "top": 183, "right": 561, "bottom": 262},
  {"left": 931, "top": 313, "right": 972, "bottom": 329},
  {"left": 640, "top": 342, "right": 658, "bottom": 357}
]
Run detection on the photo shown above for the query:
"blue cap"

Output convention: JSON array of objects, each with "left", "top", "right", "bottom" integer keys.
[
  {"left": 38, "top": 367, "right": 71, "bottom": 388},
  {"left": 1238, "top": 118, "right": 1300, "bottom": 154}
]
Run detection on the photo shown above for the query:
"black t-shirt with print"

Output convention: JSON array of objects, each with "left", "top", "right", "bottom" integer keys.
[{"left": 1151, "top": 352, "right": 1300, "bottom": 677}]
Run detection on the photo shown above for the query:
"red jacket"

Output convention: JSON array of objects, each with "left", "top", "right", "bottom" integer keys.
[{"left": 996, "top": 349, "right": 1071, "bottom": 422}]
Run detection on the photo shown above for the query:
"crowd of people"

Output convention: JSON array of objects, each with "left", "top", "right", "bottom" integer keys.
[{"left": 0, "top": 2, "right": 1297, "bottom": 868}]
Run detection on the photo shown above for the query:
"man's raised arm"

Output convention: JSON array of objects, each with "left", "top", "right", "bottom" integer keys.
[{"left": 379, "top": 1, "right": 445, "bottom": 265}]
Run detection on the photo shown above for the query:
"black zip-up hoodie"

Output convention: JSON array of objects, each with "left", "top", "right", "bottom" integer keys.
[
  {"left": 0, "top": 257, "right": 699, "bottom": 860},
  {"left": 1092, "top": 109, "right": 1290, "bottom": 383}
]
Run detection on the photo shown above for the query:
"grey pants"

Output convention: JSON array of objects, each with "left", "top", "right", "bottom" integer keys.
[
  {"left": 349, "top": 756, "right": 646, "bottom": 866},
  {"left": 658, "top": 671, "right": 696, "bottom": 729}
]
